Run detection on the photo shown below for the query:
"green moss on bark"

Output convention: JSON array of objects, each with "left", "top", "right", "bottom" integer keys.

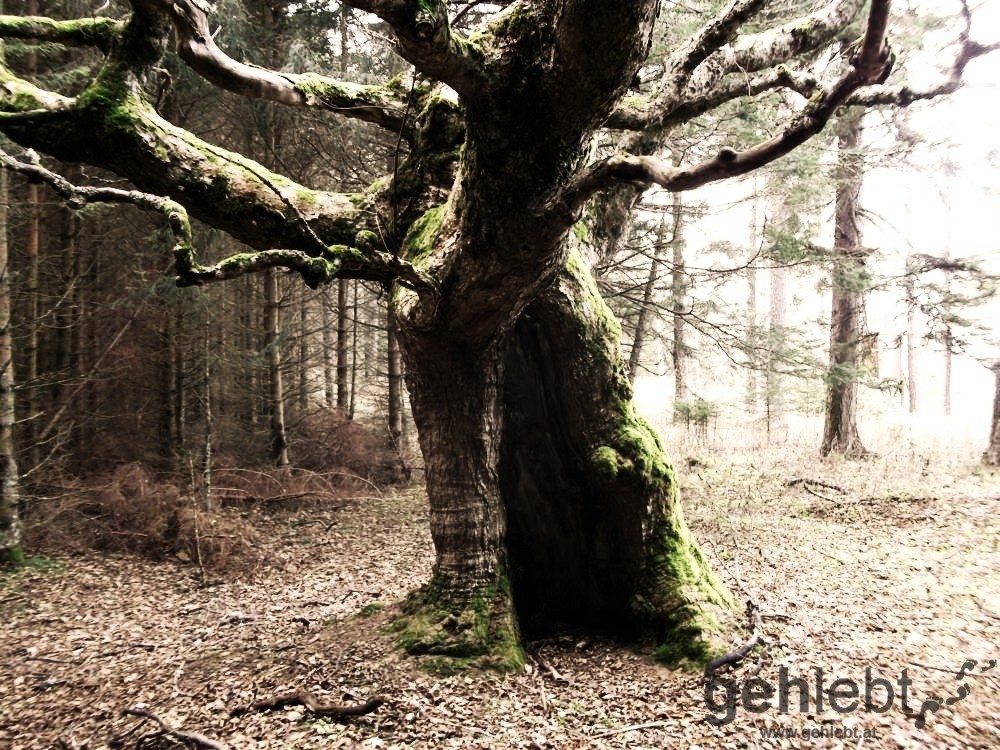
[
  {"left": 0, "top": 544, "right": 24, "bottom": 568},
  {"left": 390, "top": 572, "right": 524, "bottom": 672},
  {"left": 403, "top": 204, "right": 447, "bottom": 265}
]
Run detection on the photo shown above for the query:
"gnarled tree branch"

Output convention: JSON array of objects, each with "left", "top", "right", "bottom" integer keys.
[
  {"left": 561, "top": 0, "right": 894, "bottom": 211},
  {"left": 137, "top": 0, "right": 414, "bottom": 135},
  {"left": 609, "top": 0, "right": 864, "bottom": 131},
  {"left": 0, "top": 15, "right": 121, "bottom": 51},
  {"left": 343, "top": 0, "right": 485, "bottom": 99}
]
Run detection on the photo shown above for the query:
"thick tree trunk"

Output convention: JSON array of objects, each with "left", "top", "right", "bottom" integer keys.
[
  {"left": 394, "top": 326, "right": 521, "bottom": 668},
  {"left": 393, "top": 253, "right": 732, "bottom": 668},
  {"left": 820, "top": 107, "right": 869, "bottom": 458}
]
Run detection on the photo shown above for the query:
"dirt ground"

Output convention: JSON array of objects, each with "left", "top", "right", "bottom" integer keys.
[{"left": 2, "top": 451, "right": 999, "bottom": 749}]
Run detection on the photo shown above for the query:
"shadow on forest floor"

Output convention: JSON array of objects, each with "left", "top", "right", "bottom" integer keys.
[{"left": 2, "top": 451, "right": 999, "bottom": 749}]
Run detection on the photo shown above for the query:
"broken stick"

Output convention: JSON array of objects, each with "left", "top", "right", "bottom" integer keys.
[{"left": 122, "top": 707, "right": 229, "bottom": 750}]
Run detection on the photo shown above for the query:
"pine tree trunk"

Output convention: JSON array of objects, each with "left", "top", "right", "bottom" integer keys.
[
  {"left": 904, "top": 258, "right": 919, "bottom": 413},
  {"left": 821, "top": 107, "right": 869, "bottom": 458},
  {"left": 984, "top": 362, "right": 1000, "bottom": 466},
  {"left": 386, "top": 306, "right": 404, "bottom": 447},
  {"left": 337, "top": 278, "right": 349, "bottom": 411},
  {"left": 264, "top": 268, "right": 289, "bottom": 466},
  {"left": 627, "top": 213, "right": 667, "bottom": 383},
  {"left": 766, "top": 264, "right": 787, "bottom": 434},
  {"left": 0, "top": 166, "right": 23, "bottom": 566},
  {"left": 669, "top": 194, "right": 688, "bottom": 403}
]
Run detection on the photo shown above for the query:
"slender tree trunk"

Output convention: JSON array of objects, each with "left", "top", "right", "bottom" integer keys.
[
  {"left": 627, "top": 212, "right": 667, "bottom": 383},
  {"left": 349, "top": 281, "right": 358, "bottom": 420},
  {"left": 22, "top": 0, "right": 39, "bottom": 470},
  {"left": 820, "top": 107, "right": 870, "bottom": 458},
  {"left": 264, "top": 268, "right": 289, "bottom": 466},
  {"left": 386, "top": 304, "right": 404, "bottom": 446},
  {"left": 669, "top": 194, "right": 688, "bottom": 403},
  {"left": 745, "top": 180, "right": 760, "bottom": 412},
  {"left": 983, "top": 361, "right": 1000, "bottom": 466},
  {"left": 904, "top": 257, "right": 919, "bottom": 413},
  {"left": 0, "top": 165, "right": 23, "bottom": 566},
  {"left": 765, "top": 264, "right": 787, "bottom": 435},
  {"left": 322, "top": 287, "right": 335, "bottom": 408},
  {"left": 297, "top": 289, "right": 310, "bottom": 415},
  {"left": 202, "top": 309, "right": 214, "bottom": 510},
  {"left": 337, "top": 278, "right": 349, "bottom": 411},
  {"left": 943, "top": 325, "right": 953, "bottom": 416}
]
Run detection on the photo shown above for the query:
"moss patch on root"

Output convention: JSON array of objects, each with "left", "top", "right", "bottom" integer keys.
[{"left": 389, "top": 573, "right": 524, "bottom": 673}]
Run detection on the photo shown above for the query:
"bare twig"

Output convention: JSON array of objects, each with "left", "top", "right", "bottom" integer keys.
[
  {"left": 590, "top": 720, "right": 672, "bottom": 739},
  {"left": 786, "top": 477, "right": 847, "bottom": 493},
  {"left": 122, "top": 707, "right": 229, "bottom": 750}
]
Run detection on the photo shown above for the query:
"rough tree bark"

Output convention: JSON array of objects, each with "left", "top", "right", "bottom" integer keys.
[
  {"left": 0, "top": 160, "right": 22, "bottom": 566},
  {"left": 820, "top": 106, "right": 870, "bottom": 458},
  {"left": 0, "top": 0, "right": 968, "bottom": 665}
]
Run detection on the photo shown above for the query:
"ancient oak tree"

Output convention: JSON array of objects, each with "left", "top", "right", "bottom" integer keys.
[{"left": 0, "top": 0, "right": 970, "bottom": 663}]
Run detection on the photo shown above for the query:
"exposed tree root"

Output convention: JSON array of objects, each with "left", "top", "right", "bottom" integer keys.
[
  {"left": 122, "top": 707, "right": 229, "bottom": 750},
  {"left": 702, "top": 598, "right": 764, "bottom": 678},
  {"left": 230, "top": 691, "right": 387, "bottom": 719}
]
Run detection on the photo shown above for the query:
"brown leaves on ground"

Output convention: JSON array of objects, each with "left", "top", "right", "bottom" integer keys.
[{"left": 2, "top": 458, "right": 999, "bottom": 749}]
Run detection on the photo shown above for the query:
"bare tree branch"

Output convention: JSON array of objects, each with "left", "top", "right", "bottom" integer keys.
[
  {"left": 849, "top": 2, "right": 999, "bottom": 106},
  {"left": 122, "top": 708, "right": 229, "bottom": 750},
  {"left": 561, "top": 0, "right": 894, "bottom": 210},
  {"left": 610, "top": 0, "right": 864, "bottom": 130}
]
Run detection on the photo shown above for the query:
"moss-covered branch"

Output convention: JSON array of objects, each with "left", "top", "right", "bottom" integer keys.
[
  {"left": 0, "top": 14, "right": 121, "bottom": 52},
  {"left": 343, "top": 0, "right": 485, "bottom": 100},
  {"left": 138, "top": 0, "right": 415, "bottom": 136}
]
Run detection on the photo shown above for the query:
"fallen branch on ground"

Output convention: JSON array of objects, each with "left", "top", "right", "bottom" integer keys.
[
  {"left": 589, "top": 720, "right": 672, "bottom": 739},
  {"left": 785, "top": 478, "right": 847, "bottom": 493},
  {"left": 230, "top": 691, "right": 387, "bottom": 719},
  {"left": 122, "top": 707, "right": 229, "bottom": 750},
  {"left": 528, "top": 649, "right": 569, "bottom": 683}
]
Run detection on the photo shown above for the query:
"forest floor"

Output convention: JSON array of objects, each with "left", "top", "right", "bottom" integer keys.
[{"left": 2, "top": 445, "right": 999, "bottom": 749}]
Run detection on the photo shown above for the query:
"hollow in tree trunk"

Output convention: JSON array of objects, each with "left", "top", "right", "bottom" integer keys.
[{"left": 392, "top": 253, "right": 733, "bottom": 668}]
